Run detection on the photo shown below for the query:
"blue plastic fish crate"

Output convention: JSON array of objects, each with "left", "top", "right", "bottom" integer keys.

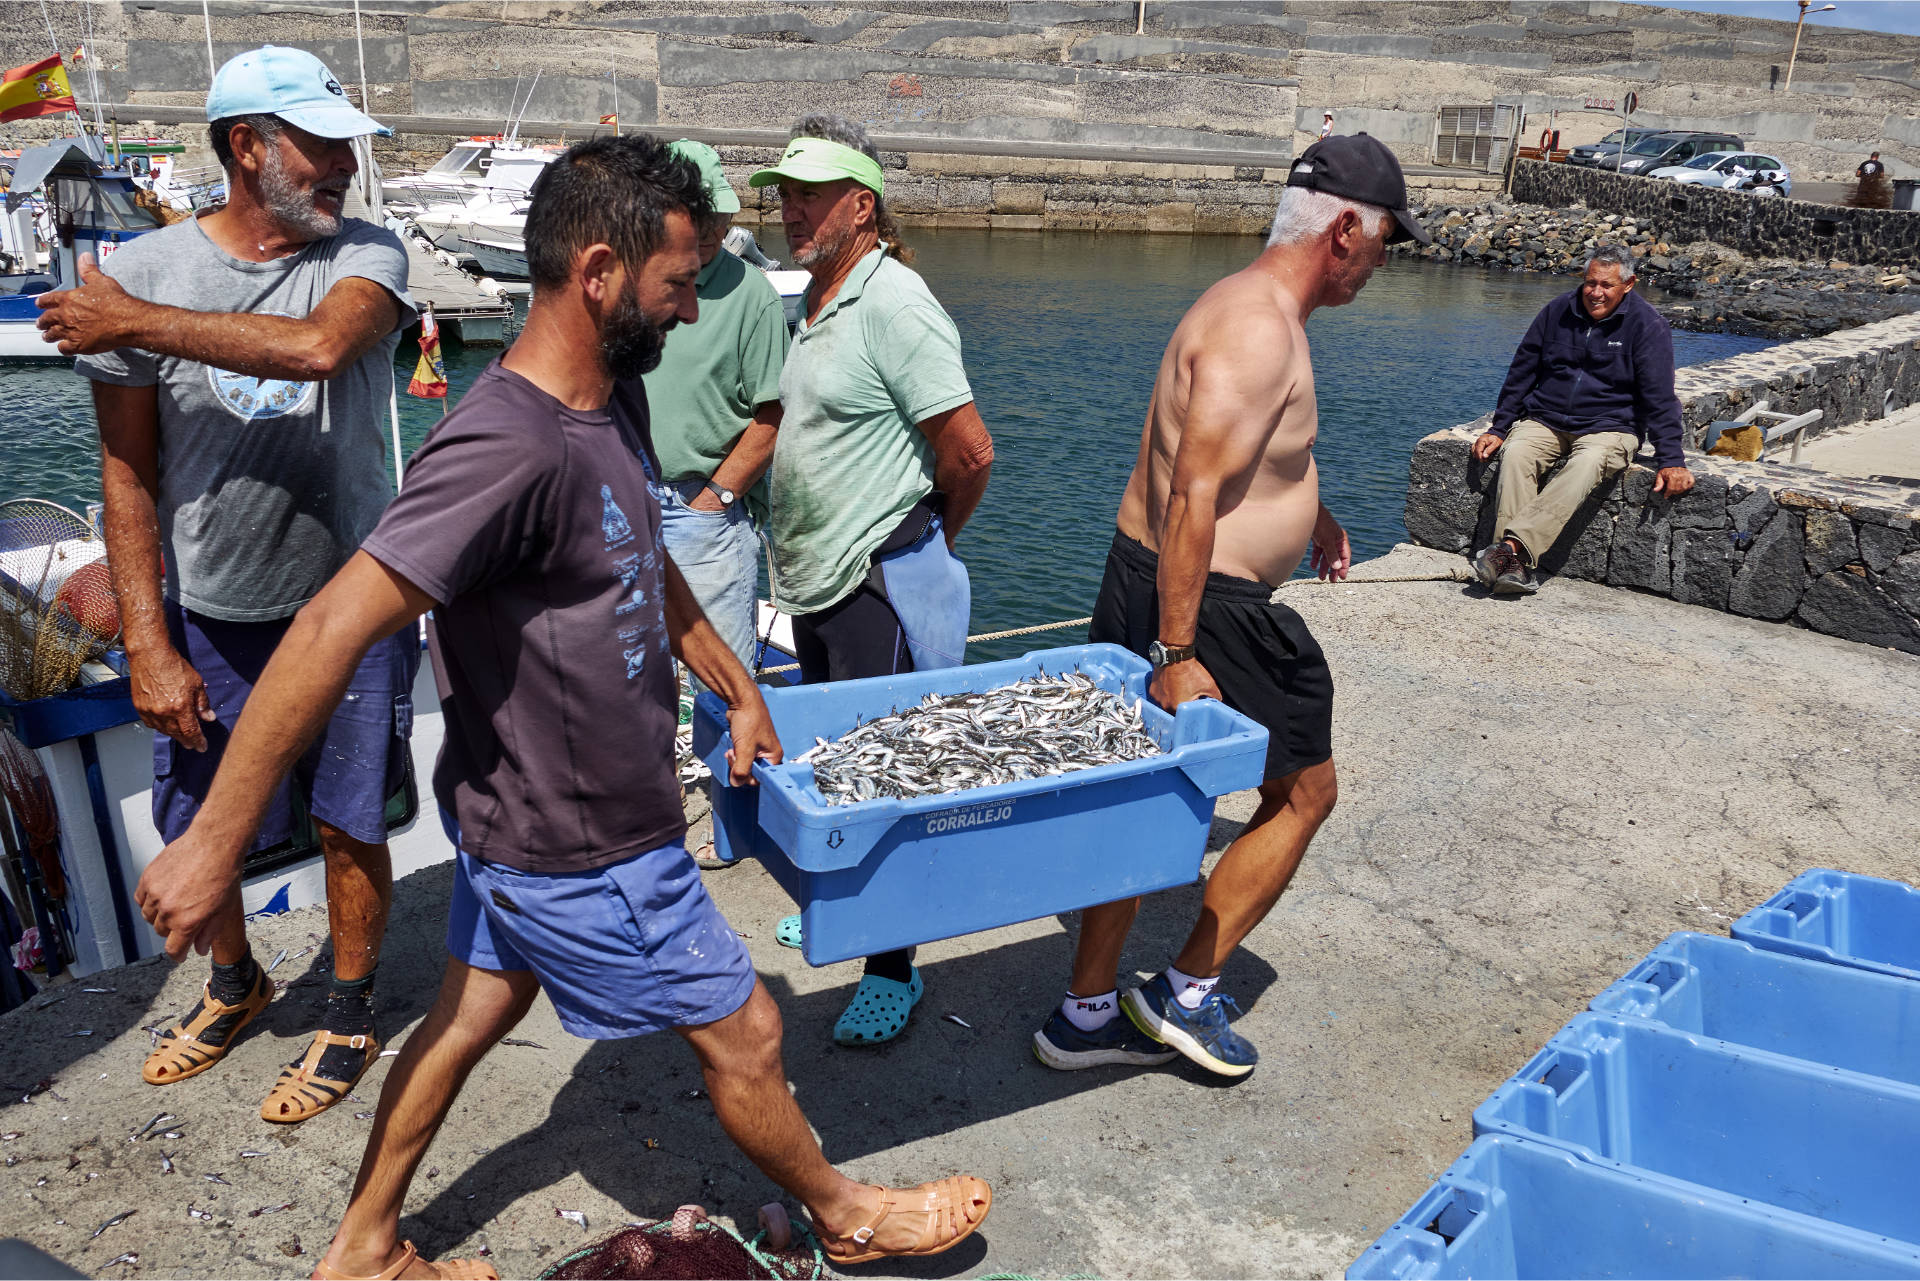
[
  {"left": 1347, "top": 1134, "right": 1920, "bottom": 1280},
  {"left": 1591, "top": 931, "right": 1920, "bottom": 1090},
  {"left": 693, "top": 643, "right": 1268, "bottom": 966},
  {"left": 1474, "top": 1012, "right": 1920, "bottom": 1245},
  {"left": 1731, "top": 869, "right": 1920, "bottom": 982}
]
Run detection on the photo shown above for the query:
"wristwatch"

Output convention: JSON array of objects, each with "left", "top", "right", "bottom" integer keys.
[
  {"left": 700, "top": 478, "right": 736, "bottom": 506},
  {"left": 1148, "top": 640, "right": 1197, "bottom": 669}
]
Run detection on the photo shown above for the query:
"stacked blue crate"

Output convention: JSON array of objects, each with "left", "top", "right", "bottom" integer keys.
[{"left": 1350, "top": 870, "right": 1920, "bottom": 1280}]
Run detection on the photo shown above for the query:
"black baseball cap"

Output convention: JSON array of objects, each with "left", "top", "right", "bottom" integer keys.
[{"left": 1285, "top": 133, "right": 1431, "bottom": 245}]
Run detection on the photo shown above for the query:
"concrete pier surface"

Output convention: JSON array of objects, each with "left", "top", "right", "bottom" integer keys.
[
  {"left": 1801, "top": 401, "right": 1920, "bottom": 483},
  {"left": 3, "top": 546, "right": 1916, "bottom": 1279}
]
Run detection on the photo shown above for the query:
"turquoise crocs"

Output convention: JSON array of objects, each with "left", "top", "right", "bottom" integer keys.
[
  {"left": 775, "top": 914, "right": 804, "bottom": 950},
  {"left": 832, "top": 968, "right": 924, "bottom": 1046}
]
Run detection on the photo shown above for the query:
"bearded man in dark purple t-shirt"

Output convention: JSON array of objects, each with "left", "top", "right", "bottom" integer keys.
[{"left": 128, "top": 135, "right": 991, "bottom": 1277}]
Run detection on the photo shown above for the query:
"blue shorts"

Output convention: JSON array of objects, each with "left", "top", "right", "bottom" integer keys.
[
  {"left": 441, "top": 811, "right": 756, "bottom": 1040},
  {"left": 153, "top": 601, "right": 420, "bottom": 849}
]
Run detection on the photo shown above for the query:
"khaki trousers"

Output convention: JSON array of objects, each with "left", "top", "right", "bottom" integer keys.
[{"left": 1494, "top": 419, "right": 1638, "bottom": 563}]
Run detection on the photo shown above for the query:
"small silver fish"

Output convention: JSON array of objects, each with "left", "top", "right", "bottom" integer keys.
[
  {"left": 162, "top": 1131, "right": 182, "bottom": 1140},
  {"left": 556, "top": 1209, "right": 588, "bottom": 1228},
  {"left": 500, "top": 1038, "right": 546, "bottom": 1049},
  {"left": 943, "top": 1013, "right": 973, "bottom": 1028},
  {"left": 238, "top": 1150, "right": 269, "bottom": 1159},
  {"left": 104, "top": 1252, "right": 138, "bottom": 1268},
  {"left": 91, "top": 1210, "right": 136, "bottom": 1238},
  {"left": 188, "top": 1206, "right": 213, "bottom": 1222},
  {"left": 266, "top": 948, "right": 289, "bottom": 973},
  {"left": 159, "top": 1152, "right": 175, "bottom": 1175},
  {"left": 132, "top": 1112, "right": 169, "bottom": 1143},
  {"left": 353, "top": 1111, "right": 376, "bottom": 1120},
  {"left": 377, "top": 1049, "right": 399, "bottom": 1058},
  {"left": 247, "top": 1202, "right": 295, "bottom": 1217},
  {"left": 81, "top": 986, "right": 115, "bottom": 994},
  {"left": 0, "top": 1131, "right": 19, "bottom": 1141},
  {"left": 33, "top": 1176, "right": 45, "bottom": 1187},
  {"left": 203, "top": 1173, "right": 229, "bottom": 1185}
]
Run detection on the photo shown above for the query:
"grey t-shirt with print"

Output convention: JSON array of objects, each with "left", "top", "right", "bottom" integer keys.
[{"left": 75, "top": 213, "right": 416, "bottom": 622}]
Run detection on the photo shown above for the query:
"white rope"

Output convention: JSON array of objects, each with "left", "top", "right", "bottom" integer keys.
[
  {"left": 200, "top": 0, "right": 216, "bottom": 86},
  {"left": 353, "top": 0, "right": 371, "bottom": 114},
  {"left": 36, "top": 0, "right": 57, "bottom": 53}
]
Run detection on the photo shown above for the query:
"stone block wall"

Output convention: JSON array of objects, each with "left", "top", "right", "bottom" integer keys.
[
  {"left": 1404, "top": 314, "right": 1920, "bottom": 653},
  {"left": 1511, "top": 161, "right": 1920, "bottom": 268}
]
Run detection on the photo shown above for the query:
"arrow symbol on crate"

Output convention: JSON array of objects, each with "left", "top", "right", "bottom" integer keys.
[{"left": 827, "top": 830, "right": 844, "bottom": 849}]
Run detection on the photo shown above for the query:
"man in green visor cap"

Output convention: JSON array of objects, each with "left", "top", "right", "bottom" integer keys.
[{"left": 749, "top": 114, "right": 995, "bottom": 1048}]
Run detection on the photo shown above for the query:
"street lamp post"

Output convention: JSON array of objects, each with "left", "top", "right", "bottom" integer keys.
[{"left": 1784, "top": 0, "right": 1837, "bottom": 92}]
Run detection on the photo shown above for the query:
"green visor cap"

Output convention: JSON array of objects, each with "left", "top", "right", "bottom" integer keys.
[
  {"left": 748, "top": 136, "right": 884, "bottom": 197},
  {"left": 669, "top": 139, "right": 741, "bottom": 214}
]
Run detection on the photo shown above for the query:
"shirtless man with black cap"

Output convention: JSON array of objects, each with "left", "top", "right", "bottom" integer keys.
[{"left": 1034, "top": 134, "right": 1430, "bottom": 1079}]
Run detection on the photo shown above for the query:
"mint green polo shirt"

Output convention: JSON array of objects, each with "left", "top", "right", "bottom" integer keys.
[
  {"left": 640, "top": 248, "right": 789, "bottom": 520},
  {"left": 769, "top": 248, "right": 974, "bottom": 615}
]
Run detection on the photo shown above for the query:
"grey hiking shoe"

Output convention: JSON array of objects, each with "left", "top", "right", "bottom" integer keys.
[
  {"left": 1488, "top": 543, "right": 1539, "bottom": 596},
  {"left": 1469, "top": 544, "right": 1503, "bottom": 587}
]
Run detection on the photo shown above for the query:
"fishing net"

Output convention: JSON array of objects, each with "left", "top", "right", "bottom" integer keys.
[
  {"left": 540, "top": 1204, "right": 824, "bottom": 1281},
  {"left": 0, "top": 499, "right": 121, "bottom": 702}
]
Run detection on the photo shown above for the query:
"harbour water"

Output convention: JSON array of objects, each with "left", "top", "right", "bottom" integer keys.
[{"left": 1, "top": 228, "right": 1769, "bottom": 659}]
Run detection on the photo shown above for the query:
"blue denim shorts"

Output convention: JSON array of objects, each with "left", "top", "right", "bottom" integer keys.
[
  {"left": 153, "top": 601, "right": 419, "bottom": 849},
  {"left": 441, "top": 811, "right": 756, "bottom": 1040}
]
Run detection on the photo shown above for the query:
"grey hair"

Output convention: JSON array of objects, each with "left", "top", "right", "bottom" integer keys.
[
  {"left": 1265, "top": 186, "right": 1389, "bottom": 248},
  {"left": 1585, "top": 242, "right": 1639, "bottom": 281},
  {"left": 789, "top": 112, "right": 913, "bottom": 263},
  {"left": 208, "top": 112, "right": 282, "bottom": 171}
]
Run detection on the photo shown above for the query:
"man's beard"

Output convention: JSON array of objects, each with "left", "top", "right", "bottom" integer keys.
[
  {"left": 601, "top": 282, "right": 671, "bottom": 380},
  {"left": 260, "top": 146, "right": 344, "bottom": 240},
  {"left": 791, "top": 218, "right": 850, "bottom": 269}
]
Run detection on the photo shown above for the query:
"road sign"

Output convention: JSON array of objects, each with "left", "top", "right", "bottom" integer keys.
[{"left": 1624, "top": 90, "right": 1638, "bottom": 115}]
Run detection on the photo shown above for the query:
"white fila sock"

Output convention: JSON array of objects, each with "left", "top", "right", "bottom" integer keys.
[
  {"left": 1165, "top": 965, "right": 1220, "bottom": 1010},
  {"left": 1061, "top": 990, "right": 1119, "bottom": 1032}
]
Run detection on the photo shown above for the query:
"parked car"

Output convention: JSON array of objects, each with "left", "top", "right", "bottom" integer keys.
[
  {"left": 1649, "top": 150, "right": 1793, "bottom": 197},
  {"left": 1612, "top": 131, "right": 1745, "bottom": 176},
  {"left": 1566, "top": 127, "right": 1663, "bottom": 169}
]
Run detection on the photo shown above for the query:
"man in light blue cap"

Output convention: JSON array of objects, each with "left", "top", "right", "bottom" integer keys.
[
  {"left": 37, "top": 44, "right": 419, "bottom": 1125},
  {"left": 748, "top": 114, "right": 995, "bottom": 1048}
]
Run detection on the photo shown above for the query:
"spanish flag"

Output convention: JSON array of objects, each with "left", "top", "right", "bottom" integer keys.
[
  {"left": 0, "top": 55, "right": 78, "bottom": 125},
  {"left": 407, "top": 307, "right": 448, "bottom": 399}
]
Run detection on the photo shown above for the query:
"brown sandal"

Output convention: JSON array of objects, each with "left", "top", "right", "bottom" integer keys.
[
  {"left": 260, "top": 1029, "right": 381, "bottom": 1124},
  {"left": 141, "top": 967, "right": 272, "bottom": 1085},
  {"left": 310, "top": 1239, "right": 498, "bottom": 1280},
  {"left": 814, "top": 1176, "right": 992, "bottom": 1266}
]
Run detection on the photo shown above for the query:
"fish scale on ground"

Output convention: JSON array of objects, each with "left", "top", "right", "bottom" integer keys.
[{"left": 799, "top": 673, "right": 1163, "bottom": 805}]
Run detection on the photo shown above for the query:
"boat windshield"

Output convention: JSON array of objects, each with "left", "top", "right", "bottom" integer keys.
[
  {"left": 428, "top": 145, "right": 486, "bottom": 176},
  {"left": 51, "top": 176, "right": 164, "bottom": 232}
]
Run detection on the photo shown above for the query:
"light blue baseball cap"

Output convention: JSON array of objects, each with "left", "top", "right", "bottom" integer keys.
[{"left": 206, "top": 45, "right": 391, "bottom": 138}]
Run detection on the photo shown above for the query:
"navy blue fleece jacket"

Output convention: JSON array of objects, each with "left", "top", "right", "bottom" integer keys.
[{"left": 1490, "top": 288, "right": 1686, "bottom": 468}]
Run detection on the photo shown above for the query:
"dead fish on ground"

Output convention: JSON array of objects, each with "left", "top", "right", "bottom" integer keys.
[
  {"left": 238, "top": 1150, "right": 268, "bottom": 1159},
  {"left": 6, "top": 1156, "right": 17, "bottom": 1168},
  {"left": 500, "top": 1038, "right": 546, "bottom": 1049},
  {"left": 91, "top": 1210, "right": 136, "bottom": 1238},
  {"left": 556, "top": 1209, "right": 589, "bottom": 1228},
  {"left": 187, "top": 1206, "right": 213, "bottom": 1222},
  {"left": 161, "top": 1131, "right": 182, "bottom": 1141},
  {"left": 132, "top": 1112, "right": 170, "bottom": 1142},
  {"left": 104, "top": 1252, "right": 138, "bottom": 1268},
  {"left": 203, "top": 1173, "right": 230, "bottom": 1185},
  {"left": 248, "top": 1202, "right": 296, "bottom": 1217},
  {"left": 0, "top": 1131, "right": 20, "bottom": 1141},
  {"left": 158, "top": 1152, "right": 175, "bottom": 1175},
  {"left": 81, "top": 986, "right": 115, "bottom": 994},
  {"left": 265, "top": 948, "right": 289, "bottom": 974},
  {"left": 944, "top": 1013, "right": 973, "bottom": 1028},
  {"left": 377, "top": 1049, "right": 399, "bottom": 1058},
  {"left": 353, "top": 1111, "right": 376, "bottom": 1120},
  {"left": 142, "top": 1023, "right": 166, "bottom": 1047},
  {"left": 33, "top": 1177, "right": 46, "bottom": 1187}
]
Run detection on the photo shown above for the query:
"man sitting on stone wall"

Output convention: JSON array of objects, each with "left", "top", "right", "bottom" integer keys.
[{"left": 1470, "top": 243, "right": 1694, "bottom": 595}]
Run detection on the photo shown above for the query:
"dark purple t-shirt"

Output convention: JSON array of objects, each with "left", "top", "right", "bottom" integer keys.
[{"left": 361, "top": 359, "right": 682, "bottom": 873}]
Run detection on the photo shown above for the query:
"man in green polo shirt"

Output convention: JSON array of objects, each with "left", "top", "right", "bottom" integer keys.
[
  {"left": 750, "top": 114, "right": 995, "bottom": 1048},
  {"left": 637, "top": 140, "right": 788, "bottom": 684}
]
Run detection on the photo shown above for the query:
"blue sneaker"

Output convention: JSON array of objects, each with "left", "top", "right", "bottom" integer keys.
[
  {"left": 1123, "top": 974, "right": 1258, "bottom": 1077},
  {"left": 1032, "top": 1008, "right": 1179, "bottom": 1071}
]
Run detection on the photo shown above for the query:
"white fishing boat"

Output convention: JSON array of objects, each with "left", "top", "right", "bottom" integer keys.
[
  {"left": 457, "top": 232, "right": 529, "bottom": 279},
  {"left": 1, "top": 138, "right": 166, "bottom": 365},
  {"left": 385, "top": 146, "right": 554, "bottom": 227}
]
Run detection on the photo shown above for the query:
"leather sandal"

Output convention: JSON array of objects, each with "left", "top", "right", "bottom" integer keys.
[
  {"left": 813, "top": 1176, "right": 992, "bottom": 1266},
  {"left": 141, "top": 967, "right": 272, "bottom": 1085},
  {"left": 261, "top": 1029, "right": 381, "bottom": 1124},
  {"left": 311, "top": 1239, "right": 498, "bottom": 1280},
  {"left": 832, "top": 969, "right": 923, "bottom": 1046}
]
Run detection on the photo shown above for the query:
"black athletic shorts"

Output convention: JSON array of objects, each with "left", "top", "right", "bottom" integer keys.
[{"left": 1089, "top": 530, "right": 1334, "bottom": 783}]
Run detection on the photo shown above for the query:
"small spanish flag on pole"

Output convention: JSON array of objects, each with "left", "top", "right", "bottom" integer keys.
[
  {"left": 407, "top": 305, "right": 449, "bottom": 402},
  {"left": 0, "top": 55, "right": 79, "bottom": 124},
  {"left": 600, "top": 113, "right": 619, "bottom": 135}
]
